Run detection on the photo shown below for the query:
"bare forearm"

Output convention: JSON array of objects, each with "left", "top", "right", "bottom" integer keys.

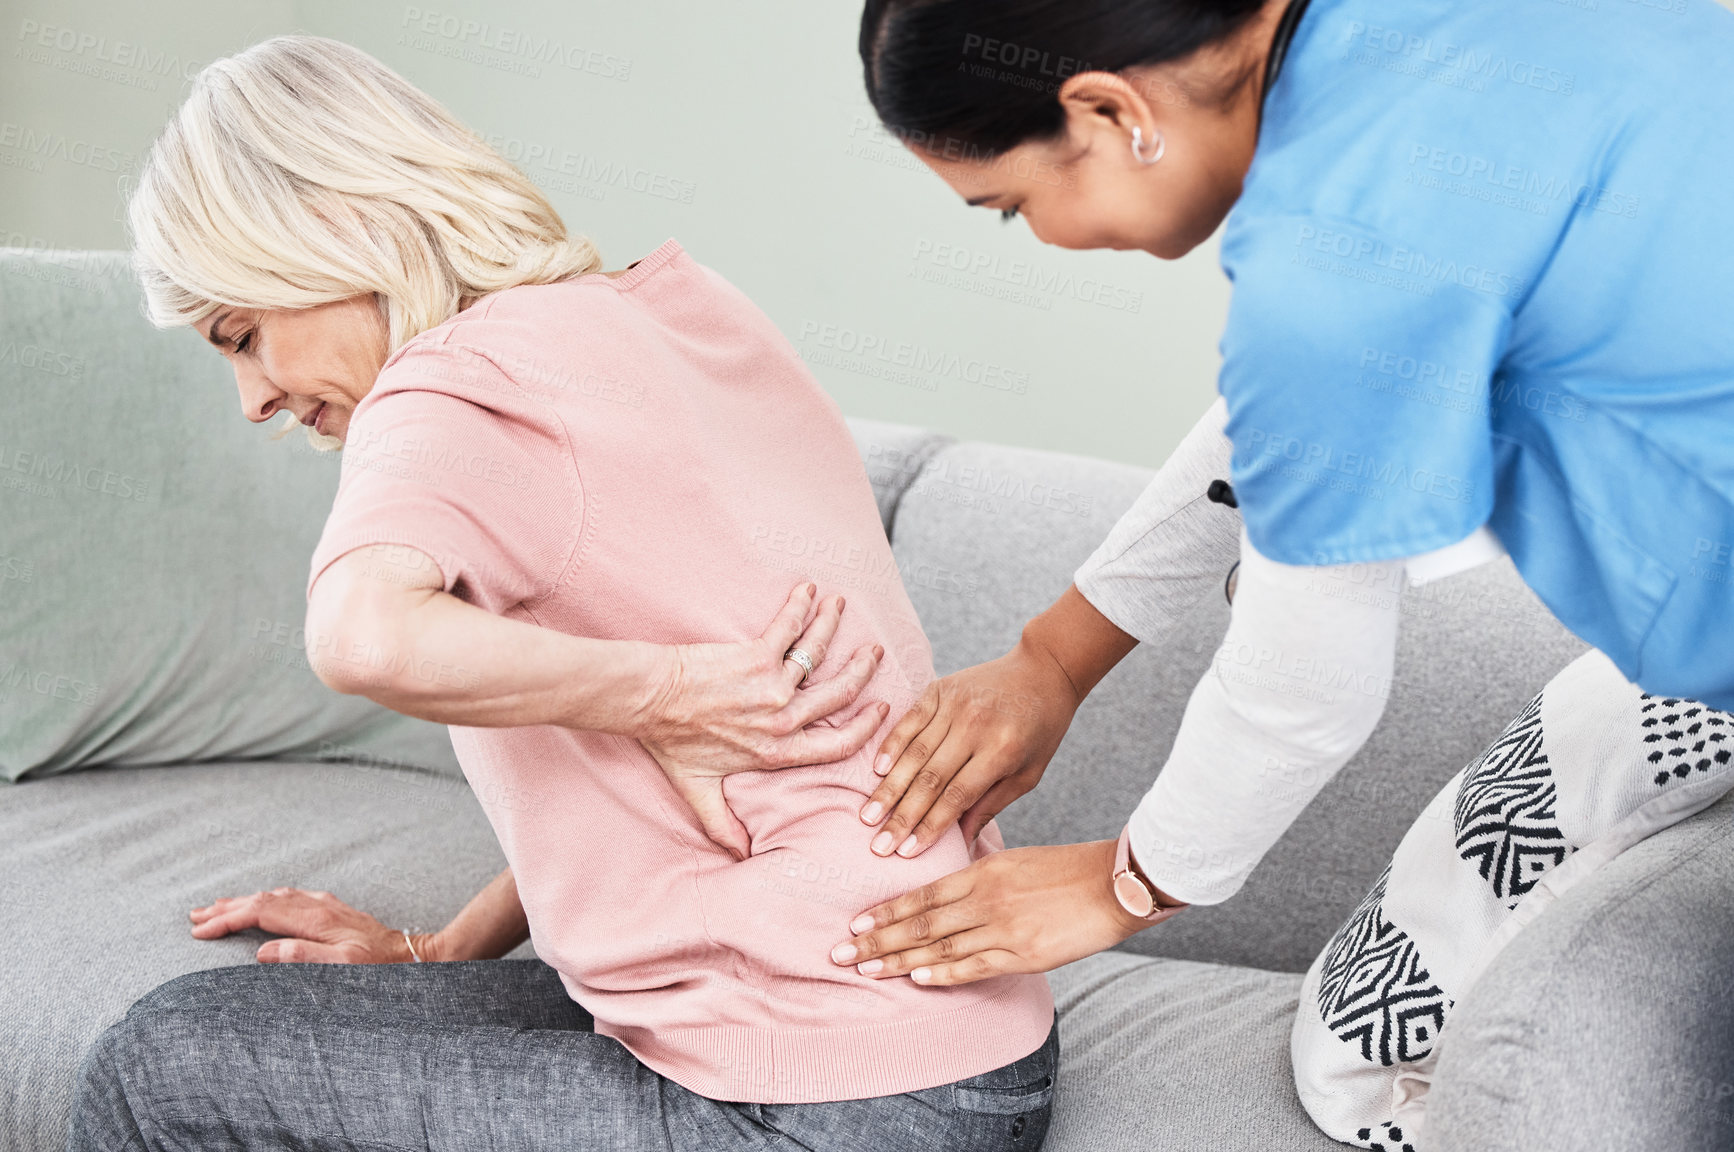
[
  {"left": 421, "top": 868, "right": 529, "bottom": 962},
  {"left": 1019, "top": 584, "right": 1139, "bottom": 707},
  {"left": 323, "top": 589, "right": 663, "bottom": 730},
  {"left": 306, "top": 547, "right": 665, "bottom": 733}
]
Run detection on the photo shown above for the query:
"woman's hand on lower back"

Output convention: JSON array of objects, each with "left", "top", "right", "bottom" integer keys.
[
  {"left": 634, "top": 581, "right": 890, "bottom": 860},
  {"left": 189, "top": 888, "right": 429, "bottom": 964}
]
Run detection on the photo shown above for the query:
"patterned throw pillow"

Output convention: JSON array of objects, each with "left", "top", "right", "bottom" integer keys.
[{"left": 1291, "top": 650, "right": 1734, "bottom": 1150}]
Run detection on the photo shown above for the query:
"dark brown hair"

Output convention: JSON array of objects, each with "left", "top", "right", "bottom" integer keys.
[{"left": 860, "top": 0, "right": 1268, "bottom": 156}]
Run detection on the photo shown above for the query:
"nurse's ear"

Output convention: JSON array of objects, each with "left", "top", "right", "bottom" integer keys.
[{"left": 1054, "top": 70, "right": 1167, "bottom": 162}]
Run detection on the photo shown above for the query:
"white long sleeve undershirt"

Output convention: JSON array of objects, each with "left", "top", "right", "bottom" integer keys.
[{"left": 1074, "top": 400, "right": 1503, "bottom": 906}]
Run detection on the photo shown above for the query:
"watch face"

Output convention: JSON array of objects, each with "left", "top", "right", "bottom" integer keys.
[{"left": 1114, "top": 872, "right": 1155, "bottom": 919}]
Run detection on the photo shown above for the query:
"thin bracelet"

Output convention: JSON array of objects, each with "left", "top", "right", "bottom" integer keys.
[{"left": 401, "top": 928, "right": 423, "bottom": 963}]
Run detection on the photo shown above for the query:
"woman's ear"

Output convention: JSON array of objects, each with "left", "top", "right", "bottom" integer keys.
[{"left": 1056, "top": 70, "right": 1161, "bottom": 144}]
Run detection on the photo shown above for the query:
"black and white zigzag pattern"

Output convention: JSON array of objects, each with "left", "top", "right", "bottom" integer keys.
[
  {"left": 1453, "top": 694, "right": 1568, "bottom": 908},
  {"left": 1315, "top": 868, "right": 1448, "bottom": 1068},
  {"left": 1641, "top": 695, "right": 1734, "bottom": 788}
]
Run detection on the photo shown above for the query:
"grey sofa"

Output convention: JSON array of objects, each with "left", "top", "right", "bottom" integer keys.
[{"left": 4, "top": 246, "right": 1732, "bottom": 1152}]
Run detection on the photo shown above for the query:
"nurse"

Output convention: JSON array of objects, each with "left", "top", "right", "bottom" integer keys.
[{"left": 834, "top": 0, "right": 1734, "bottom": 984}]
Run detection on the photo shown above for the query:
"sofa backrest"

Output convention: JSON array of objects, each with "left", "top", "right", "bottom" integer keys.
[
  {"left": 3, "top": 243, "right": 1590, "bottom": 973},
  {"left": 873, "top": 431, "right": 1589, "bottom": 973},
  {"left": 0, "top": 248, "right": 459, "bottom": 781}
]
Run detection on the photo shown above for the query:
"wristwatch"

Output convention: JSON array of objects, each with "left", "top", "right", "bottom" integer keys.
[{"left": 1112, "top": 825, "right": 1189, "bottom": 923}]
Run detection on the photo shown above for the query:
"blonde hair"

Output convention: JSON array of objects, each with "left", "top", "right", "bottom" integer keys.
[{"left": 128, "top": 34, "right": 601, "bottom": 356}]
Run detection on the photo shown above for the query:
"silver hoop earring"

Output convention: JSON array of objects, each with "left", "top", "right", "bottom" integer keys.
[{"left": 1131, "top": 125, "right": 1166, "bottom": 165}]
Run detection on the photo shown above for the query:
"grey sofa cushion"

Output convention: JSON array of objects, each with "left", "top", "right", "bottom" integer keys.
[
  {"left": 0, "top": 759, "right": 511, "bottom": 1152},
  {"left": 0, "top": 249, "right": 458, "bottom": 780},
  {"left": 845, "top": 416, "right": 953, "bottom": 535},
  {"left": 1045, "top": 950, "right": 1339, "bottom": 1152},
  {"left": 1427, "top": 788, "right": 1734, "bottom": 1152},
  {"left": 2, "top": 752, "right": 1346, "bottom": 1152},
  {"left": 893, "top": 437, "right": 1589, "bottom": 972}
]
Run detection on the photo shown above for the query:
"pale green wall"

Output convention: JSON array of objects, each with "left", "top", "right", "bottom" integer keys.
[
  {"left": 6, "top": 1, "right": 1727, "bottom": 467},
  {"left": 0, "top": 0, "right": 297, "bottom": 245},
  {"left": 0, "top": 0, "right": 1224, "bottom": 468}
]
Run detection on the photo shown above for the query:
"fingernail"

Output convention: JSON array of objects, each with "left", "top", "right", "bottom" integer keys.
[
  {"left": 873, "top": 645, "right": 884, "bottom": 660},
  {"left": 912, "top": 967, "right": 932, "bottom": 983},
  {"left": 806, "top": 583, "right": 816, "bottom": 596},
  {"left": 860, "top": 801, "right": 884, "bottom": 824},
  {"left": 896, "top": 836, "right": 920, "bottom": 857},
  {"left": 850, "top": 913, "right": 875, "bottom": 934},
  {"left": 837, "top": 596, "right": 846, "bottom": 611},
  {"left": 871, "top": 831, "right": 895, "bottom": 855},
  {"left": 873, "top": 753, "right": 891, "bottom": 775},
  {"left": 831, "top": 943, "right": 858, "bottom": 964},
  {"left": 857, "top": 959, "right": 883, "bottom": 976}
]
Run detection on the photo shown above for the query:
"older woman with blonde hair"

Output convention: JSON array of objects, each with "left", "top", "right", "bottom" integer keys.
[{"left": 68, "top": 35, "right": 1059, "bottom": 1152}]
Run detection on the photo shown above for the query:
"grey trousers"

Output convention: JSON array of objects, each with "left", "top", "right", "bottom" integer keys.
[{"left": 66, "top": 959, "right": 1057, "bottom": 1152}]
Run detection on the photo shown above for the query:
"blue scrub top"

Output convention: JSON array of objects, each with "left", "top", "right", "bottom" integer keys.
[{"left": 1221, "top": 0, "right": 1734, "bottom": 708}]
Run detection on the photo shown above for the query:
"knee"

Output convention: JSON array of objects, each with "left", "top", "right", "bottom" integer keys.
[
  {"left": 126, "top": 964, "right": 247, "bottom": 1019},
  {"left": 67, "top": 1016, "right": 154, "bottom": 1152}
]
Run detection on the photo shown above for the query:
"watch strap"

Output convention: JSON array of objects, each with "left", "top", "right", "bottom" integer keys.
[{"left": 1114, "top": 825, "right": 1188, "bottom": 923}]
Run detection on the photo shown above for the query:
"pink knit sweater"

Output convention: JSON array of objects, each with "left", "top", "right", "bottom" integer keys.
[{"left": 308, "top": 240, "right": 1054, "bottom": 1103}]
